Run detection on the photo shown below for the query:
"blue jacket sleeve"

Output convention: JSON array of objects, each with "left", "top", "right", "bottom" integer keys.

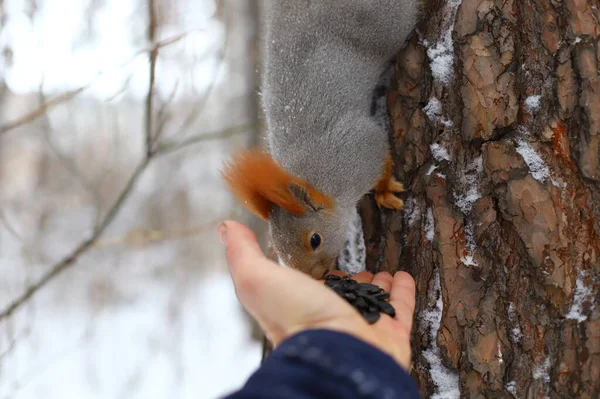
[{"left": 223, "top": 329, "right": 421, "bottom": 399}]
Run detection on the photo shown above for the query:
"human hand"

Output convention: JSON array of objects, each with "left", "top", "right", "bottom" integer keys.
[{"left": 218, "top": 220, "right": 416, "bottom": 370}]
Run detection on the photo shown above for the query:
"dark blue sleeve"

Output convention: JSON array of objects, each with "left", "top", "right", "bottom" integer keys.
[{"left": 223, "top": 329, "right": 421, "bottom": 399}]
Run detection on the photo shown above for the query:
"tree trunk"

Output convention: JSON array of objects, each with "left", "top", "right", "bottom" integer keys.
[{"left": 360, "top": 0, "right": 600, "bottom": 397}]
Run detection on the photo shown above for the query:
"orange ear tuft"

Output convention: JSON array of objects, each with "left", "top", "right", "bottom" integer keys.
[{"left": 220, "top": 149, "right": 332, "bottom": 220}]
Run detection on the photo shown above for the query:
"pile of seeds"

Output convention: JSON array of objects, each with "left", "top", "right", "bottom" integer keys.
[{"left": 324, "top": 274, "right": 396, "bottom": 324}]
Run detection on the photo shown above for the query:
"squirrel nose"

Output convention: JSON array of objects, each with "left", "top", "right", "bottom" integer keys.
[
  {"left": 309, "top": 265, "right": 328, "bottom": 279},
  {"left": 309, "top": 258, "right": 336, "bottom": 279}
]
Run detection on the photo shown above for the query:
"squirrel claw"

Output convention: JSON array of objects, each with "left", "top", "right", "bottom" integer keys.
[
  {"left": 373, "top": 155, "right": 404, "bottom": 210},
  {"left": 387, "top": 178, "right": 404, "bottom": 193},
  {"left": 375, "top": 191, "right": 404, "bottom": 210}
]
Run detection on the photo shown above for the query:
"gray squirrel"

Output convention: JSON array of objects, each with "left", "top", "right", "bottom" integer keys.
[{"left": 222, "top": 0, "right": 421, "bottom": 278}]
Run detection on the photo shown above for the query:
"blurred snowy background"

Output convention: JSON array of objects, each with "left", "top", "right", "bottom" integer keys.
[{"left": 0, "top": 0, "right": 265, "bottom": 398}]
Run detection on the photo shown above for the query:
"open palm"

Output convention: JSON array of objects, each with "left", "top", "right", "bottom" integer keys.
[{"left": 220, "top": 220, "right": 416, "bottom": 370}]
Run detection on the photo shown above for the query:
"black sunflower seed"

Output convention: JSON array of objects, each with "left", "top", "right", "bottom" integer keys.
[
  {"left": 364, "top": 312, "right": 380, "bottom": 324},
  {"left": 324, "top": 275, "right": 396, "bottom": 325},
  {"left": 378, "top": 301, "right": 396, "bottom": 318}
]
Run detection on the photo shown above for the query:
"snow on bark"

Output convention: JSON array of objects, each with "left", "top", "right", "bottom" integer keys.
[
  {"left": 425, "top": 208, "right": 435, "bottom": 242},
  {"left": 565, "top": 271, "right": 593, "bottom": 323},
  {"left": 430, "top": 143, "right": 452, "bottom": 162},
  {"left": 423, "top": 0, "right": 463, "bottom": 85},
  {"left": 421, "top": 267, "right": 460, "bottom": 399},
  {"left": 338, "top": 209, "right": 366, "bottom": 275}
]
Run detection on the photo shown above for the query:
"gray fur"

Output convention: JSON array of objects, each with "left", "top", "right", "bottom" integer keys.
[{"left": 262, "top": 0, "right": 420, "bottom": 277}]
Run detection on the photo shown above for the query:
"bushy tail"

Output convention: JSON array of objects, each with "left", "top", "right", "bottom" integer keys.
[{"left": 220, "top": 149, "right": 332, "bottom": 220}]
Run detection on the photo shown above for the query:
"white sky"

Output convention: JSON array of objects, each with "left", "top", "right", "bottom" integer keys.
[{"left": 0, "top": 0, "right": 226, "bottom": 100}]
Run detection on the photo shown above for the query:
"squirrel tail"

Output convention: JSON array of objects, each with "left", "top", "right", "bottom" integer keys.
[{"left": 220, "top": 149, "right": 333, "bottom": 220}]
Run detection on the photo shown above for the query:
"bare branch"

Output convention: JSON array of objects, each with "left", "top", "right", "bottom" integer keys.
[
  {"left": 152, "top": 79, "right": 180, "bottom": 148},
  {"left": 94, "top": 211, "right": 240, "bottom": 249},
  {"left": 0, "top": 237, "right": 95, "bottom": 321},
  {"left": 171, "top": 11, "right": 230, "bottom": 139},
  {"left": 145, "top": 0, "right": 158, "bottom": 156},
  {"left": 0, "top": 32, "right": 195, "bottom": 137},
  {"left": 0, "top": 3, "right": 255, "bottom": 321},
  {"left": 0, "top": 118, "right": 253, "bottom": 321},
  {"left": 0, "top": 157, "right": 150, "bottom": 321},
  {"left": 36, "top": 87, "right": 104, "bottom": 226},
  {"left": 0, "top": 86, "right": 87, "bottom": 135},
  {"left": 155, "top": 123, "right": 259, "bottom": 156}
]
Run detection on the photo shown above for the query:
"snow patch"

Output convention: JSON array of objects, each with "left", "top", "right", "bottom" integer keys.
[
  {"left": 452, "top": 157, "right": 483, "bottom": 268},
  {"left": 515, "top": 138, "right": 550, "bottom": 183},
  {"left": 533, "top": 358, "right": 551, "bottom": 384},
  {"left": 423, "top": 97, "right": 454, "bottom": 126},
  {"left": 407, "top": 199, "right": 422, "bottom": 228},
  {"left": 574, "top": 37, "right": 582, "bottom": 43},
  {"left": 428, "top": 47, "right": 454, "bottom": 84},
  {"left": 497, "top": 342, "right": 503, "bottom": 364},
  {"left": 506, "top": 381, "right": 518, "bottom": 397},
  {"left": 425, "top": 208, "right": 435, "bottom": 242},
  {"left": 425, "top": 0, "right": 463, "bottom": 84},
  {"left": 566, "top": 271, "right": 593, "bottom": 322},
  {"left": 525, "top": 95, "right": 541, "bottom": 112},
  {"left": 460, "top": 255, "right": 478, "bottom": 268},
  {"left": 424, "top": 97, "right": 443, "bottom": 120},
  {"left": 454, "top": 156, "right": 483, "bottom": 214},
  {"left": 338, "top": 210, "right": 366, "bottom": 275},
  {"left": 455, "top": 185, "right": 481, "bottom": 215},
  {"left": 427, "top": 164, "right": 439, "bottom": 176},
  {"left": 460, "top": 221, "right": 479, "bottom": 269},
  {"left": 421, "top": 267, "right": 460, "bottom": 399},
  {"left": 508, "top": 303, "right": 523, "bottom": 343},
  {"left": 431, "top": 143, "right": 452, "bottom": 162}
]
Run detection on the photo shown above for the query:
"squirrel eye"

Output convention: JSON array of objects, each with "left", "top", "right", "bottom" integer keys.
[{"left": 309, "top": 233, "right": 321, "bottom": 250}]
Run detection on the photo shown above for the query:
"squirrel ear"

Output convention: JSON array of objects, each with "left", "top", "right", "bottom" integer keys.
[
  {"left": 288, "top": 181, "right": 334, "bottom": 213},
  {"left": 288, "top": 182, "right": 322, "bottom": 212},
  {"left": 221, "top": 149, "right": 319, "bottom": 220}
]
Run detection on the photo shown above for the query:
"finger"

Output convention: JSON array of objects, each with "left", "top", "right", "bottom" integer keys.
[
  {"left": 351, "top": 271, "right": 374, "bottom": 283},
  {"left": 221, "top": 220, "right": 266, "bottom": 267},
  {"left": 220, "top": 221, "right": 357, "bottom": 343},
  {"left": 371, "top": 272, "right": 393, "bottom": 293},
  {"left": 389, "top": 271, "right": 416, "bottom": 332}
]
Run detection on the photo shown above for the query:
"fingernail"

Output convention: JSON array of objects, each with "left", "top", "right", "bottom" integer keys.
[{"left": 218, "top": 222, "right": 228, "bottom": 245}]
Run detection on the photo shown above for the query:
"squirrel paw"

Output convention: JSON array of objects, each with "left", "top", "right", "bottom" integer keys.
[{"left": 375, "top": 177, "right": 404, "bottom": 210}]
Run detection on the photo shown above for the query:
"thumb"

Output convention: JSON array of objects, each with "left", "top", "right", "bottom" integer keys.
[
  {"left": 219, "top": 221, "right": 275, "bottom": 299},
  {"left": 219, "top": 220, "right": 353, "bottom": 344},
  {"left": 219, "top": 220, "right": 267, "bottom": 271},
  {"left": 219, "top": 220, "right": 292, "bottom": 341}
]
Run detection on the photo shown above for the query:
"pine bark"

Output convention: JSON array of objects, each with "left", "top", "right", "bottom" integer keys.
[{"left": 360, "top": 0, "right": 600, "bottom": 397}]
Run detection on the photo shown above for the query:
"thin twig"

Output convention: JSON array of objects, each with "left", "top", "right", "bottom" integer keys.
[
  {"left": 0, "top": 86, "right": 87, "bottom": 135},
  {"left": 145, "top": 0, "right": 157, "bottom": 156},
  {"left": 172, "top": 11, "right": 230, "bottom": 139},
  {"left": 0, "top": 6, "right": 256, "bottom": 321},
  {"left": 155, "top": 123, "right": 259, "bottom": 156},
  {"left": 93, "top": 211, "right": 240, "bottom": 249},
  {"left": 36, "top": 86, "right": 104, "bottom": 226},
  {"left": 0, "top": 32, "right": 194, "bottom": 137},
  {"left": 0, "top": 119, "right": 253, "bottom": 321},
  {"left": 152, "top": 79, "right": 180, "bottom": 148},
  {"left": 0, "top": 158, "right": 149, "bottom": 321}
]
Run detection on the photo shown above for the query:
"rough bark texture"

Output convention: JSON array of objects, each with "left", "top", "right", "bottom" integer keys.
[{"left": 360, "top": 0, "right": 600, "bottom": 397}]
